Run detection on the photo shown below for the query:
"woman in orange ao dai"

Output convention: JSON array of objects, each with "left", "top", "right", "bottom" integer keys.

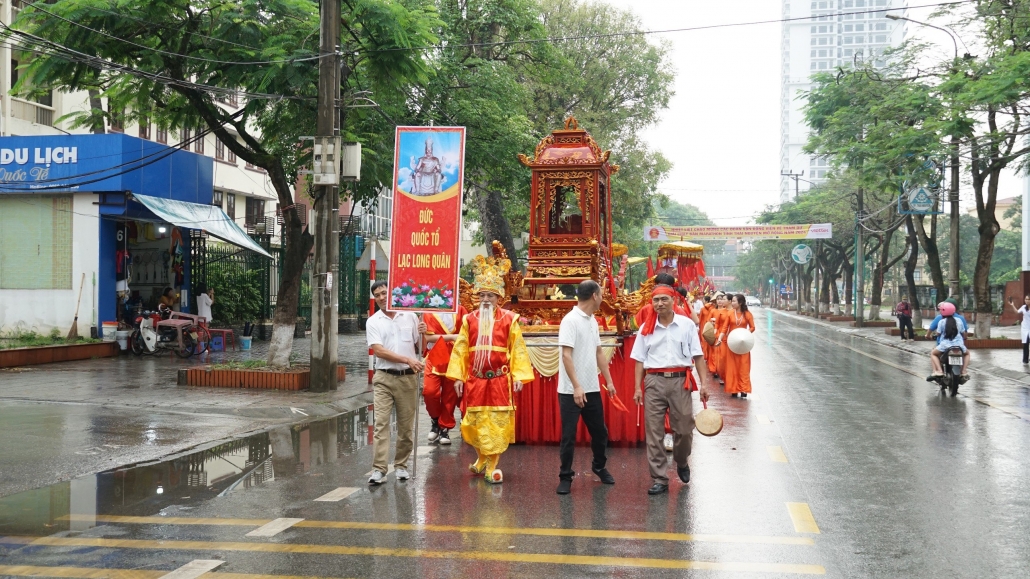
[
  {"left": 715, "top": 294, "right": 756, "bottom": 398},
  {"left": 709, "top": 292, "right": 731, "bottom": 381}
]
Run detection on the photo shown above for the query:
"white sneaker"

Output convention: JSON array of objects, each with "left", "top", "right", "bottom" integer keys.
[
  {"left": 428, "top": 419, "right": 440, "bottom": 442},
  {"left": 663, "top": 433, "right": 674, "bottom": 452},
  {"left": 395, "top": 467, "right": 410, "bottom": 481},
  {"left": 368, "top": 470, "right": 385, "bottom": 485},
  {"left": 438, "top": 429, "right": 451, "bottom": 445}
]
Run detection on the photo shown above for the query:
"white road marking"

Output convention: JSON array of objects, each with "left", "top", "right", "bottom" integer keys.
[
  {"left": 245, "top": 517, "right": 304, "bottom": 537},
  {"left": 157, "top": 559, "right": 224, "bottom": 579},
  {"left": 314, "top": 487, "right": 359, "bottom": 502}
]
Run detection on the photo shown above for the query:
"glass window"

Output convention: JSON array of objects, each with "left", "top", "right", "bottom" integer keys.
[
  {"left": 226, "top": 193, "right": 236, "bottom": 220},
  {"left": 212, "top": 190, "right": 223, "bottom": 208},
  {"left": 245, "top": 197, "right": 265, "bottom": 227},
  {"left": 548, "top": 185, "right": 583, "bottom": 235},
  {"left": 179, "top": 128, "right": 191, "bottom": 149},
  {"left": 215, "top": 138, "right": 225, "bottom": 160},
  {"left": 156, "top": 126, "right": 168, "bottom": 144}
]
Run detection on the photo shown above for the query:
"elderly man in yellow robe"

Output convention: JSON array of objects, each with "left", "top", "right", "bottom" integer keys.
[{"left": 446, "top": 254, "right": 534, "bottom": 484}]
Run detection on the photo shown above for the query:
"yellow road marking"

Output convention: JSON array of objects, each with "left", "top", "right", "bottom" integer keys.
[
  {"left": 0, "top": 565, "right": 351, "bottom": 579},
  {"left": 757, "top": 414, "right": 772, "bottom": 424},
  {"left": 2, "top": 536, "right": 827, "bottom": 575},
  {"left": 786, "top": 503, "right": 821, "bottom": 534},
  {"left": 767, "top": 446, "right": 788, "bottom": 463},
  {"left": 61, "top": 514, "right": 814, "bottom": 546}
]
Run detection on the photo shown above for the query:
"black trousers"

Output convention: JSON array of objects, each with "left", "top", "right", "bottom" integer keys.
[
  {"left": 1022, "top": 338, "right": 1029, "bottom": 364},
  {"left": 898, "top": 315, "right": 914, "bottom": 339},
  {"left": 558, "top": 391, "right": 608, "bottom": 480}
]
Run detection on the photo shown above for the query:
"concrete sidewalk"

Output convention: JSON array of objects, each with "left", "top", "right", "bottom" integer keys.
[
  {"left": 0, "top": 333, "right": 374, "bottom": 420},
  {"left": 769, "top": 308, "right": 1030, "bottom": 388}
]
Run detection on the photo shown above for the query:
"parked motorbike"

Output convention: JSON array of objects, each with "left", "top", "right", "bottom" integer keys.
[
  {"left": 130, "top": 306, "right": 195, "bottom": 358},
  {"left": 933, "top": 347, "right": 966, "bottom": 397}
]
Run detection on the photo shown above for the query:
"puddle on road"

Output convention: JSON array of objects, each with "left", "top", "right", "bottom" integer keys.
[{"left": 0, "top": 407, "right": 372, "bottom": 536}]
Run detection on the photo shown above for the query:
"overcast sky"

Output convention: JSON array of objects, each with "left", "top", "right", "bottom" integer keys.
[{"left": 602, "top": 0, "right": 1023, "bottom": 228}]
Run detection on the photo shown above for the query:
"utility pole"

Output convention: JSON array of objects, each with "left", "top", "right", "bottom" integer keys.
[
  {"left": 310, "top": 0, "right": 341, "bottom": 392},
  {"left": 781, "top": 170, "right": 804, "bottom": 199},
  {"left": 949, "top": 135, "right": 960, "bottom": 299},
  {"left": 855, "top": 187, "right": 865, "bottom": 327}
]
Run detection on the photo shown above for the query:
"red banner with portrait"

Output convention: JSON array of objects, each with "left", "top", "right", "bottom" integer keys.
[{"left": 387, "top": 126, "right": 465, "bottom": 313}]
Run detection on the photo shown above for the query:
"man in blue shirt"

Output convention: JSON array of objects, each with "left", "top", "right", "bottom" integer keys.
[{"left": 926, "top": 298, "right": 968, "bottom": 343}]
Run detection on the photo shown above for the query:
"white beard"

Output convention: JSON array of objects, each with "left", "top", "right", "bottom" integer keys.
[{"left": 473, "top": 303, "right": 495, "bottom": 375}]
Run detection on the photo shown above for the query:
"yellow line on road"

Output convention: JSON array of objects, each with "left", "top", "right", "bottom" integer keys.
[
  {"left": 767, "top": 446, "right": 788, "bottom": 463},
  {"left": 61, "top": 514, "right": 815, "bottom": 546},
  {"left": 2, "top": 537, "right": 826, "bottom": 575},
  {"left": 786, "top": 503, "right": 821, "bottom": 534},
  {"left": 0, "top": 565, "right": 348, "bottom": 579}
]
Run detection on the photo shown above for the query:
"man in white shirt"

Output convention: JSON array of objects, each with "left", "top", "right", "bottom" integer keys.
[
  {"left": 631, "top": 285, "right": 710, "bottom": 495},
  {"left": 555, "top": 280, "right": 617, "bottom": 495},
  {"left": 366, "top": 280, "right": 425, "bottom": 485}
]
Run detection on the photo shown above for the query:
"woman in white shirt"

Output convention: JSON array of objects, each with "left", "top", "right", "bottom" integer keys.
[
  {"left": 1008, "top": 295, "right": 1030, "bottom": 364},
  {"left": 196, "top": 284, "right": 214, "bottom": 324}
]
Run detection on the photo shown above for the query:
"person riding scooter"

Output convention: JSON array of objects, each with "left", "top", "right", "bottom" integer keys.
[{"left": 927, "top": 301, "right": 970, "bottom": 383}]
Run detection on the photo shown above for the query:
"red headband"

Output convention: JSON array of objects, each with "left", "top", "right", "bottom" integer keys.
[{"left": 641, "top": 286, "right": 681, "bottom": 335}]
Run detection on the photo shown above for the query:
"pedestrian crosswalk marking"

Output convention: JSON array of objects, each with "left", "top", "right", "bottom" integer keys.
[
  {"left": 157, "top": 559, "right": 223, "bottom": 579},
  {"left": 313, "top": 487, "right": 359, "bottom": 502},
  {"left": 245, "top": 518, "right": 304, "bottom": 538},
  {"left": 767, "top": 446, "right": 788, "bottom": 463},
  {"left": 786, "top": 503, "right": 821, "bottom": 534},
  {"left": 757, "top": 414, "right": 772, "bottom": 424},
  {"left": 5, "top": 536, "right": 827, "bottom": 574},
  {"left": 60, "top": 514, "right": 815, "bottom": 546}
]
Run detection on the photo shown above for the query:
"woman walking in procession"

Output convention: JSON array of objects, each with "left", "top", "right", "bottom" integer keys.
[
  {"left": 710, "top": 292, "right": 731, "bottom": 384},
  {"left": 715, "top": 294, "right": 755, "bottom": 398}
]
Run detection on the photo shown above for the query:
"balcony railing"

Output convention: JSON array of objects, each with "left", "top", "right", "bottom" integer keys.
[{"left": 10, "top": 97, "right": 54, "bottom": 126}]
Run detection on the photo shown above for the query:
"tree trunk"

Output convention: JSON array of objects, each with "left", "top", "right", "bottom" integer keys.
[
  {"left": 842, "top": 256, "right": 853, "bottom": 316},
  {"left": 870, "top": 227, "right": 906, "bottom": 321},
  {"left": 477, "top": 184, "right": 519, "bottom": 269},
  {"left": 972, "top": 168, "right": 1003, "bottom": 340},
  {"left": 87, "top": 89, "right": 105, "bottom": 134},
  {"left": 904, "top": 215, "right": 921, "bottom": 327},
  {"left": 913, "top": 213, "right": 947, "bottom": 301}
]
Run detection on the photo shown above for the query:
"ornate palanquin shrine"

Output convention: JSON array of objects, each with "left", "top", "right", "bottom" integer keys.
[{"left": 518, "top": 116, "right": 615, "bottom": 289}]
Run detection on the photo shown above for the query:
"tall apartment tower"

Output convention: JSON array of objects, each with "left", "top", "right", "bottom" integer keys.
[{"left": 780, "top": 0, "right": 907, "bottom": 202}]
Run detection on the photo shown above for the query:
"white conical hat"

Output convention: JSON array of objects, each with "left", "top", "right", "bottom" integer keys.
[{"left": 727, "top": 328, "right": 755, "bottom": 355}]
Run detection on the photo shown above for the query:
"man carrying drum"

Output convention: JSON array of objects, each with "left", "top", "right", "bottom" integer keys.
[{"left": 631, "top": 286, "right": 711, "bottom": 495}]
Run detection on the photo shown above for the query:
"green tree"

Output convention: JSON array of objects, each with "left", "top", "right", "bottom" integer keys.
[{"left": 11, "top": 0, "right": 439, "bottom": 366}]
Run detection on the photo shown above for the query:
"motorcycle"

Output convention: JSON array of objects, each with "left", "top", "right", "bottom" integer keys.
[
  {"left": 933, "top": 347, "right": 966, "bottom": 397},
  {"left": 130, "top": 305, "right": 196, "bottom": 358}
]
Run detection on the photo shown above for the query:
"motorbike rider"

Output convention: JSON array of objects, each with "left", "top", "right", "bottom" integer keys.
[{"left": 927, "top": 301, "right": 970, "bottom": 383}]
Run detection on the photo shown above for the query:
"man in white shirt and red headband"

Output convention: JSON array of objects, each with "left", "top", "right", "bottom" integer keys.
[{"left": 631, "top": 285, "right": 711, "bottom": 495}]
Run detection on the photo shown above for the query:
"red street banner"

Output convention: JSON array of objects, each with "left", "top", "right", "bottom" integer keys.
[{"left": 388, "top": 126, "right": 465, "bottom": 313}]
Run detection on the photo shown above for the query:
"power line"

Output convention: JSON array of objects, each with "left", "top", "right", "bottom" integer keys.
[
  {"left": 362, "top": 0, "right": 976, "bottom": 54},
  {"left": 20, "top": 2, "right": 325, "bottom": 66}
]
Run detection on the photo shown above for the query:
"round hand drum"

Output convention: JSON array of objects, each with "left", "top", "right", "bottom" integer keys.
[
  {"left": 727, "top": 327, "right": 755, "bottom": 355},
  {"left": 695, "top": 401, "right": 723, "bottom": 437}
]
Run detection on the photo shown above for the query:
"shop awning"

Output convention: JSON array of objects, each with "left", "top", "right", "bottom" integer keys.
[{"left": 132, "top": 194, "right": 272, "bottom": 258}]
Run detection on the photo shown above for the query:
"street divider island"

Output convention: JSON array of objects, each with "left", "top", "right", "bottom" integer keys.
[{"left": 388, "top": 126, "right": 465, "bottom": 313}]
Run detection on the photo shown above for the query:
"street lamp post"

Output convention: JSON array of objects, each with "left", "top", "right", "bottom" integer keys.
[{"left": 887, "top": 13, "right": 962, "bottom": 300}]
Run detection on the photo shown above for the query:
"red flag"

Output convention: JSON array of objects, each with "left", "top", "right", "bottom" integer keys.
[
  {"left": 609, "top": 393, "right": 630, "bottom": 412},
  {"left": 696, "top": 259, "right": 706, "bottom": 278},
  {"left": 646, "top": 256, "right": 655, "bottom": 278},
  {"left": 426, "top": 337, "right": 451, "bottom": 369}
]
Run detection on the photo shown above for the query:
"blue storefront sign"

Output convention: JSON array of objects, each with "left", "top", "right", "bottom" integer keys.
[{"left": 0, "top": 133, "right": 212, "bottom": 202}]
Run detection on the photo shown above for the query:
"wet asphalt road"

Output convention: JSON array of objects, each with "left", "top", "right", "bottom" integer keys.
[{"left": 2, "top": 309, "right": 1030, "bottom": 578}]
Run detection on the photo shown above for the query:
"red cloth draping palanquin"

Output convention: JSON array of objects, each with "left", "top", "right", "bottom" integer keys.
[{"left": 513, "top": 335, "right": 646, "bottom": 444}]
